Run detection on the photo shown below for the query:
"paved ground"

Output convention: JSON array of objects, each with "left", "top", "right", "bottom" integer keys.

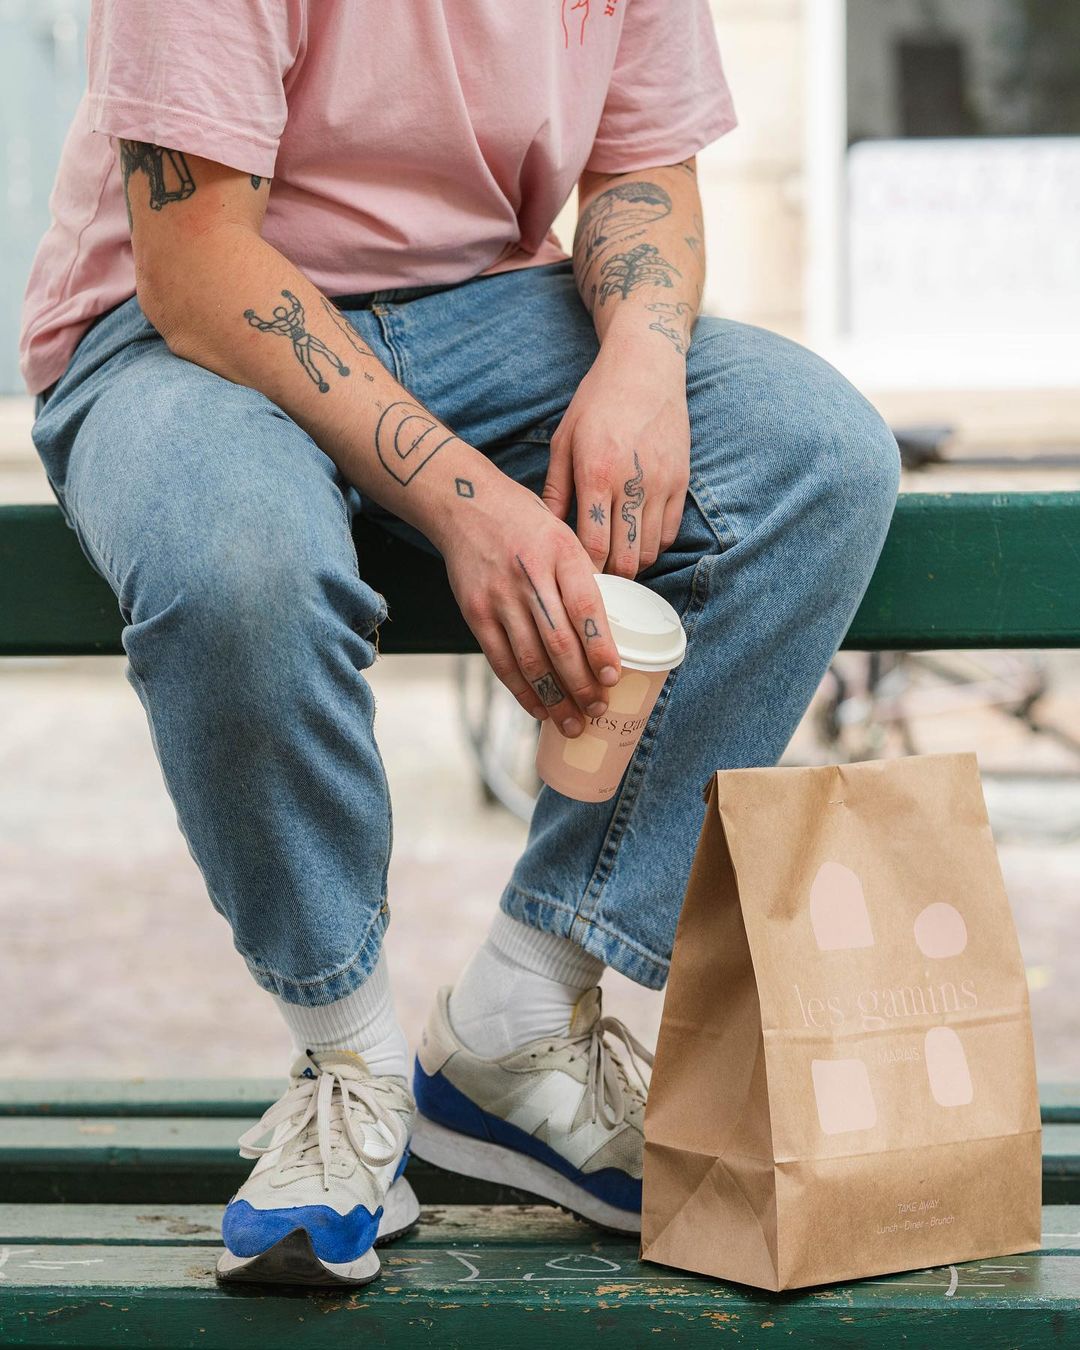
[{"left": 3, "top": 397, "right": 1079, "bottom": 1084}]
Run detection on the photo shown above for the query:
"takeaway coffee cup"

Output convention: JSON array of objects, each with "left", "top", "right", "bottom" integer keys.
[{"left": 536, "top": 573, "right": 686, "bottom": 802}]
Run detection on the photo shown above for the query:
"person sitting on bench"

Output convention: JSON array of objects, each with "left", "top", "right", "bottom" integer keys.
[{"left": 19, "top": 0, "right": 900, "bottom": 1288}]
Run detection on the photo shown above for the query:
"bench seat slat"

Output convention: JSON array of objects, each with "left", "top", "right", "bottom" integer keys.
[
  {"left": 2, "top": 1077, "right": 1076, "bottom": 1121},
  {"left": 0, "top": 1206, "right": 1078, "bottom": 1350},
  {"left": 1, "top": 1117, "right": 1077, "bottom": 1206},
  {"left": 3, "top": 493, "right": 1080, "bottom": 656}
]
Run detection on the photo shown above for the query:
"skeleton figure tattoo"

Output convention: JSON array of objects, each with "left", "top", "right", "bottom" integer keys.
[
  {"left": 598, "top": 243, "right": 679, "bottom": 304},
  {"left": 243, "top": 291, "right": 349, "bottom": 392},
  {"left": 119, "top": 140, "right": 196, "bottom": 221},
  {"left": 319, "top": 298, "right": 379, "bottom": 380},
  {"left": 621, "top": 451, "right": 645, "bottom": 544}
]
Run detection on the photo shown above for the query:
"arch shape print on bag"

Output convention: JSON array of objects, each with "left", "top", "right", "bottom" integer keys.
[
  {"left": 809, "top": 860, "right": 875, "bottom": 950},
  {"left": 924, "top": 1025, "right": 974, "bottom": 1107}
]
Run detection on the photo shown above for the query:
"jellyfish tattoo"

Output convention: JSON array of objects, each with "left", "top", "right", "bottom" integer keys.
[{"left": 243, "top": 291, "right": 350, "bottom": 392}]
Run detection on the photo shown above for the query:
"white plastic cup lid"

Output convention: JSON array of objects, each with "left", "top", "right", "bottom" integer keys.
[{"left": 594, "top": 573, "right": 687, "bottom": 672}]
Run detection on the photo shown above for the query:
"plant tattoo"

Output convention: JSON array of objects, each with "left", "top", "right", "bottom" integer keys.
[
  {"left": 589, "top": 502, "right": 606, "bottom": 525},
  {"left": 244, "top": 291, "right": 349, "bottom": 392},
  {"left": 598, "top": 243, "right": 679, "bottom": 304},
  {"left": 621, "top": 451, "right": 645, "bottom": 544},
  {"left": 574, "top": 181, "right": 672, "bottom": 273}
]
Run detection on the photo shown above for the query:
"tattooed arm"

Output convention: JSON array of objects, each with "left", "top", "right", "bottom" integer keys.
[
  {"left": 123, "top": 142, "right": 621, "bottom": 736},
  {"left": 544, "top": 158, "right": 704, "bottom": 576}
]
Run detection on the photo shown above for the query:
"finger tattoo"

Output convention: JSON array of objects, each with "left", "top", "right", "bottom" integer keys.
[
  {"left": 621, "top": 450, "right": 645, "bottom": 545},
  {"left": 583, "top": 617, "right": 600, "bottom": 641},
  {"left": 533, "top": 672, "right": 564, "bottom": 706},
  {"left": 589, "top": 501, "right": 606, "bottom": 525},
  {"left": 515, "top": 554, "right": 556, "bottom": 630}
]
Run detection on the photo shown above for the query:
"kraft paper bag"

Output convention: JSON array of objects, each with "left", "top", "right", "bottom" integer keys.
[{"left": 641, "top": 753, "right": 1041, "bottom": 1291}]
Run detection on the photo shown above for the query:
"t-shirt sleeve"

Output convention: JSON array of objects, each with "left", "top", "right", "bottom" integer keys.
[
  {"left": 585, "top": 0, "right": 737, "bottom": 175},
  {"left": 85, "top": 0, "right": 298, "bottom": 179}
]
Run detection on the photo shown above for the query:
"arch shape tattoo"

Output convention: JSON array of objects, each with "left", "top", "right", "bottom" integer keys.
[
  {"left": 598, "top": 243, "right": 679, "bottom": 304},
  {"left": 375, "top": 402, "right": 458, "bottom": 485},
  {"left": 621, "top": 450, "right": 645, "bottom": 544},
  {"left": 647, "top": 301, "right": 694, "bottom": 356},
  {"left": 244, "top": 291, "right": 349, "bottom": 392},
  {"left": 574, "top": 180, "right": 672, "bottom": 274},
  {"left": 119, "top": 141, "right": 195, "bottom": 221}
]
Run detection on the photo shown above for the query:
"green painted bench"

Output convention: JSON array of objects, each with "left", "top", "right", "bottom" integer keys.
[
  {"left": 3, "top": 491, "right": 1080, "bottom": 1341},
  {"left": 2, "top": 492, "right": 1080, "bottom": 655},
  {"left": 0, "top": 1082, "right": 1078, "bottom": 1345}
]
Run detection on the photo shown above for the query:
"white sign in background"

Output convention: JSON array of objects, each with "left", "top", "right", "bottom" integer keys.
[{"left": 847, "top": 138, "right": 1080, "bottom": 339}]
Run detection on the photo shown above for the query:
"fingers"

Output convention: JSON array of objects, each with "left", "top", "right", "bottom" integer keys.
[
  {"left": 608, "top": 448, "right": 644, "bottom": 579},
  {"left": 638, "top": 493, "right": 666, "bottom": 572},
  {"left": 541, "top": 429, "right": 574, "bottom": 522},
  {"left": 575, "top": 481, "right": 612, "bottom": 571},
  {"left": 509, "top": 552, "right": 612, "bottom": 735},
  {"left": 555, "top": 552, "right": 622, "bottom": 686},
  {"left": 660, "top": 488, "right": 685, "bottom": 554},
  {"left": 472, "top": 617, "right": 550, "bottom": 722}
]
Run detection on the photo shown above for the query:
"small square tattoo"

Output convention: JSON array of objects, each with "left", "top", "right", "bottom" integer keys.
[{"left": 455, "top": 478, "right": 475, "bottom": 498}]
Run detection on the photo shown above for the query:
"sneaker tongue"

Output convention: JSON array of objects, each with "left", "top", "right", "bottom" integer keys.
[
  {"left": 569, "top": 986, "right": 602, "bottom": 1036},
  {"left": 289, "top": 1048, "right": 373, "bottom": 1081}
]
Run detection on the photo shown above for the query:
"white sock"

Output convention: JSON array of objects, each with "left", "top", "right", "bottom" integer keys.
[
  {"left": 448, "top": 911, "right": 605, "bottom": 1059},
  {"left": 272, "top": 951, "right": 410, "bottom": 1079}
]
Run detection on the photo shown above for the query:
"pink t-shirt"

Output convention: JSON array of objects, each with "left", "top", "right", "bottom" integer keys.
[{"left": 20, "top": 0, "right": 735, "bottom": 395}]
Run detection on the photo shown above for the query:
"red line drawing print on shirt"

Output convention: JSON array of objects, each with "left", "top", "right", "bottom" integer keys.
[
  {"left": 243, "top": 290, "right": 350, "bottom": 393},
  {"left": 561, "top": 0, "right": 590, "bottom": 47}
]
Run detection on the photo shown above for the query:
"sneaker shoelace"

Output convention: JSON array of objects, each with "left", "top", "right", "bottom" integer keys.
[
  {"left": 580, "top": 1014, "right": 654, "bottom": 1129},
  {"left": 236, "top": 1068, "right": 407, "bottom": 1192}
]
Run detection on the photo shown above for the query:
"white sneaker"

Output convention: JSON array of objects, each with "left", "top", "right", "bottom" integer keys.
[
  {"left": 411, "top": 986, "right": 651, "bottom": 1234},
  {"left": 216, "top": 1049, "right": 419, "bottom": 1287}
]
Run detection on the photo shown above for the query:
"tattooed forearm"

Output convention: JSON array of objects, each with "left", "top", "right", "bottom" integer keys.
[
  {"left": 119, "top": 140, "right": 196, "bottom": 225},
  {"left": 598, "top": 243, "right": 679, "bottom": 304},
  {"left": 375, "top": 401, "right": 458, "bottom": 485},
  {"left": 244, "top": 290, "right": 349, "bottom": 392},
  {"left": 647, "top": 301, "right": 694, "bottom": 356},
  {"left": 516, "top": 554, "right": 557, "bottom": 630},
  {"left": 319, "top": 298, "right": 379, "bottom": 381},
  {"left": 533, "top": 672, "right": 565, "bottom": 706},
  {"left": 588, "top": 502, "right": 606, "bottom": 525},
  {"left": 621, "top": 451, "right": 645, "bottom": 544}
]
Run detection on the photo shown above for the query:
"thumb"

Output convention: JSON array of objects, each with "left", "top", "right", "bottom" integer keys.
[{"left": 541, "top": 431, "right": 574, "bottom": 521}]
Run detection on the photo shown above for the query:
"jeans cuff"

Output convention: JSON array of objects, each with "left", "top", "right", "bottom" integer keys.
[
  {"left": 241, "top": 907, "right": 389, "bottom": 1007},
  {"left": 499, "top": 886, "right": 669, "bottom": 991}
]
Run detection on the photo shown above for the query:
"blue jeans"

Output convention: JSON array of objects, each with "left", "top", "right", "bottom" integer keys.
[{"left": 32, "top": 261, "right": 899, "bottom": 1003}]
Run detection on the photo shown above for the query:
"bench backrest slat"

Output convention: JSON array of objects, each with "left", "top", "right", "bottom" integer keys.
[{"left": 1, "top": 493, "right": 1078, "bottom": 656}]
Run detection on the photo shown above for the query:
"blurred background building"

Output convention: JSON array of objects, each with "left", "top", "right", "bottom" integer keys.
[{"left": 2, "top": 0, "right": 1078, "bottom": 1082}]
